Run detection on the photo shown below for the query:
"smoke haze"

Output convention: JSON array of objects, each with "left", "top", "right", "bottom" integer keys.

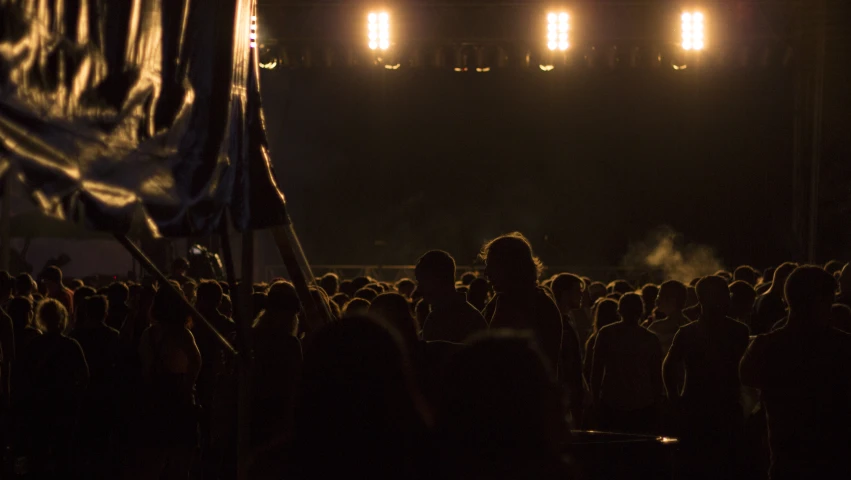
[{"left": 624, "top": 226, "right": 725, "bottom": 283}]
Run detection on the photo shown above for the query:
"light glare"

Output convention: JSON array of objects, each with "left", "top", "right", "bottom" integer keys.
[
  {"left": 368, "top": 11, "right": 391, "bottom": 51},
  {"left": 546, "top": 12, "right": 570, "bottom": 51},
  {"left": 681, "top": 11, "right": 705, "bottom": 51}
]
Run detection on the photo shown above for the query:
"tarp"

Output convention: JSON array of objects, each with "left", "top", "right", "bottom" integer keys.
[{"left": 0, "top": 0, "right": 288, "bottom": 237}]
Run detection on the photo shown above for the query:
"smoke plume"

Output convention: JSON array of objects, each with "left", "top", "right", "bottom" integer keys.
[{"left": 624, "top": 226, "right": 725, "bottom": 283}]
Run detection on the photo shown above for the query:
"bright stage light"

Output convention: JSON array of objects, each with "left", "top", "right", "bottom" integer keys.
[
  {"left": 249, "top": 15, "right": 257, "bottom": 48},
  {"left": 547, "top": 12, "right": 570, "bottom": 51},
  {"left": 681, "top": 11, "right": 705, "bottom": 51},
  {"left": 368, "top": 11, "right": 391, "bottom": 51}
]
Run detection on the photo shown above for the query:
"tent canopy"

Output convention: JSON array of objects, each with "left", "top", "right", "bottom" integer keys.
[{"left": 0, "top": 0, "right": 288, "bottom": 237}]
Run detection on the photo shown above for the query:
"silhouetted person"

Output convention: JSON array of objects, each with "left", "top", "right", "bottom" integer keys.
[
  {"left": 193, "top": 281, "right": 237, "bottom": 412},
  {"left": 435, "top": 331, "right": 572, "bottom": 480},
  {"left": 641, "top": 283, "right": 659, "bottom": 321},
  {"left": 169, "top": 257, "right": 192, "bottom": 286},
  {"left": 71, "top": 285, "right": 96, "bottom": 334},
  {"left": 396, "top": 278, "right": 417, "bottom": 299},
  {"left": 832, "top": 303, "right": 851, "bottom": 333},
  {"left": 734, "top": 265, "right": 760, "bottom": 286},
  {"left": 318, "top": 273, "right": 339, "bottom": 296},
  {"left": 740, "top": 266, "right": 851, "bottom": 480},
  {"left": 466, "top": 277, "right": 490, "bottom": 312},
  {"left": 339, "top": 279, "right": 356, "bottom": 297},
  {"left": 128, "top": 286, "right": 201, "bottom": 480},
  {"left": 482, "top": 233, "right": 563, "bottom": 372},
  {"left": 836, "top": 263, "right": 851, "bottom": 309},
  {"left": 583, "top": 299, "right": 619, "bottom": 383},
  {"left": 342, "top": 297, "right": 370, "bottom": 317},
  {"left": 354, "top": 287, "right": 378, "bottom": 302},
  {"left": 9, "top": 296, "right": 40, "bottom": 356},
  {"left": 663, "top": 275, "right": 749, "bottom": 479},
  {"left": 550, "top": 273, "right": 586, "bottom": 424},
  {"left": 330, "top": 292, "right": 349, "bottom": 309},
  {"left": 14, "top": 273, "right": 36, "bottom": 300},
  {"left": 16, "top": 299, "right": 89, "bottom": 477},
  {"left": 460, "top": 272, "right": 478, "bottom": 286},
  {"left": 648, "top": 280, "right": 690, "bottom": 354},
  {"left": 751, "top": 262, "right": 797, "bottom": 334},
  {"left": 416, "top": 250, "right": 486, "bottom": 344},
  {"left": 370, "top": 293, "right": 420, "bottom": 349},
  {"left": 591, "top": 293, "right": 661, "bottom": 434},
  {"left": 72, "top": 295, "right": 119, "bottom": 478},
  {"left": 587, "top": 282, "right": 607, "bottom": 305},
  {"left": 729, "top": 280, "right": 757, "bottom": 326},
  {"left": 43, "top": 265, "right": 74, "bottom": 316},
  {"left": 106, "top": 282, "right": 131, "bottom": 331},
  {"left": 286, "top": 317, "right": 429, "bottom": 480},
  {"left": 251, "top": 281, "right": 303, "bottom": 446},
  {"left": 608, "top": 280, "right": 633, "bottom": 296}
]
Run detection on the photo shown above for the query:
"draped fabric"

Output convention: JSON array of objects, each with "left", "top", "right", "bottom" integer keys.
[{"left": 0, "top": 0, "right": 288, "bottom": 237}]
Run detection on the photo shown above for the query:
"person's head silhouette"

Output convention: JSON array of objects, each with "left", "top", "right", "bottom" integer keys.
[
  {"left": 9, "top": 296, "right": 34, "bottom": 330},
  {"left": 784, "top": 266, "right": 837, "bottom": 330},
  {"left": 41, "top": 266, "right": 65, "bottom": 295},
  {"left": 551, "top": 273, "right": 584, "bottom": 313},
  {"left": 15, "top": 273, "right": 35, "bottom": 297},
  {"left": 343, "top": 298, "right": 371, "bottom": 318},
  {"left": 770, "top": 262, "right": 798, "bottom": 295},
  {"left": 696, "top": 275, "right": 731, "bottom": 319},
  {"left": 733, "top": 265, "right": 759, "bottom": 286},
  {"left": 729, "top": 280, "right": 756, "bottom": 320},
  {"left": 369, "top": 293, "right": 419, "bottom": 348},
  {"left": 480, "top": 233, "right": 542, "bottom": 293},
  {"left": 319, "top": 273, "right": 339, "bottom": 296},
  {"left": 395, "top": 279, "right": 417, "bottom": 298},
  {"left": 415, "top": 250, "right": 457, "bottom": 304},
  {"left": 618, "top": 293, "right": 645, "bottom": 324},
  {"left": 36, "top": 298, "right": 69, "bottom": 334},
  {"left": 593, "top": 299, "right": 619, "bottom": 333},
  {"left": 467, "top": 277, "right": 490, "bottom": 311},
  {"left": 839, "top": 263, "right": 851, "bottom": 293},
  {"left": 196, "top": 280, "right": 224, "bottom": 312},
  {"left": 656, "top": 280, "right": 687, "bottom": 317},
  {"left": 641, "top": 284, "right": 659, "bottom": 318},
  {"left": 85, "top": 295, "right": 109, "bottom": 327}
]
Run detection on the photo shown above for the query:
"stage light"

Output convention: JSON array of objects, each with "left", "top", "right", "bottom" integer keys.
[
  {"left": 681, "top": 11, "right": 705, "bottom": 51},
  {"left": 539, "top": 64, "right": 555, "bottom": 71},
  {"left": 368, "top": 11, "right": 391, "bottom": 51},
  {"left": 250, "top": 15, "right": 257, "bottom": 48},
  {"left": 547, "top": 12, "right": 570, "bottom": 51}
]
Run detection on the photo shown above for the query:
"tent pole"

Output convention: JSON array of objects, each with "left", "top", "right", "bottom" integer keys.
[
  {"left": 114, "top": 234, "right": 237, "bottom": 356},
  {"left": 270, "top": 223, "right": 331, "bottom": 332},
  {"left": 1, "top": 168, "right": 10, "bottom": 271},
  {"left": 219, "top": 220, "right": 253, "bottom": 480}
]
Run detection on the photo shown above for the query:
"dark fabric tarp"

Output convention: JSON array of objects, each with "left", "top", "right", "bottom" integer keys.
[{"left": 0, "top": 0, "right": 288, "bottom": 237}]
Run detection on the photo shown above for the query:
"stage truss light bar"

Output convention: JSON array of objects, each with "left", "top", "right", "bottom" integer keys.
[
  {"left": 681, "top": 11, "right": 705, "bottom": 51},
  {"left": 547, "top": 12, "right": 570, "bottom": 51},
  {"left": 368, "top": 12, "right": 391, "bottom": 51},
  {"left": 250, "top": 15, "right": 257, "bottom": 48}
]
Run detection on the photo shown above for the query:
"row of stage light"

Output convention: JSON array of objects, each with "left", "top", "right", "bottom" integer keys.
[
  {"left": 253, "top": 9, "right": 793, "bottom": 71},
  {"left": 368, "top": 10, "right": 705, "bottom": 53}
]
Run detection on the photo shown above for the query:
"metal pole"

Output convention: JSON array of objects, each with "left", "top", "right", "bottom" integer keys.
[
  {"left": 1, "top": 168, "right": 10, "bottom": 271},
  {"left": 807, "top": 0, "right": 826, "bottom": 263},
  {"left": 114, "top": 234, "right": 237, "bottom": 355},
  {"left": 219, "top": 220, "right": 253, "bottom": 480}
]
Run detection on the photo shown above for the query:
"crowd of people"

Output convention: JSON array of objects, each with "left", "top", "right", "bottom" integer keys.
[{"left": 0, "top": 232, "right": 849, "bottom": 479}]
